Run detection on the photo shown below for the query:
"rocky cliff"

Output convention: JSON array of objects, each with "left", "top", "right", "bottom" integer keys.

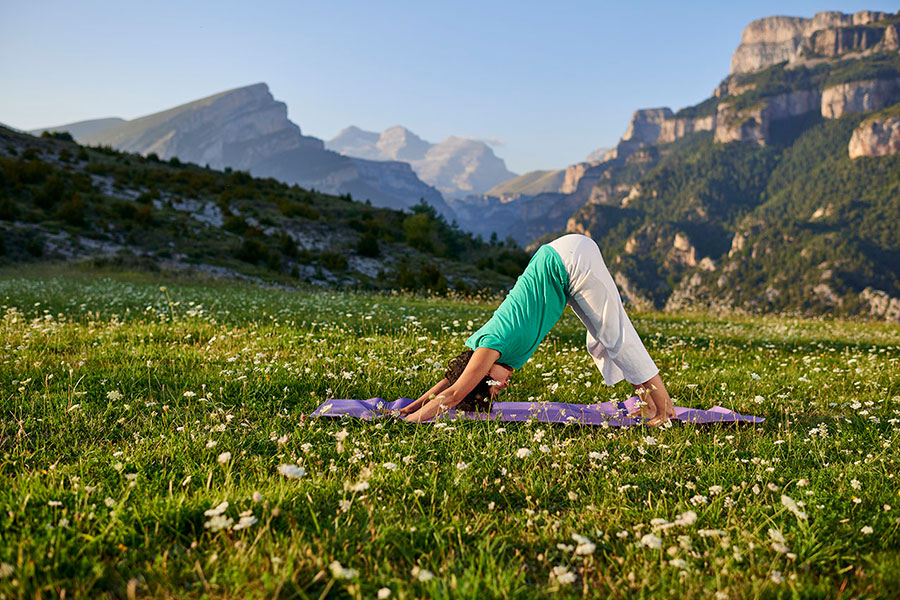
[
  {"left": 714, "top": 89, "right": 822, "bottom": 144},
  {"left": 730, "top": 10, "right": 896, "bottom": 74},
  {"left": 821, "top": 77, "right": 900, "bottom": 118},
  {"left": 849, "top": 111, "right": 900, "bottom": 157},
  {"left": 326, "top": 126, "right": 516, "bottom": 198},
  {"left": 658, "top": 114, "right": 716, "bottom": 143},
  {"left": 47, "top": 84, "right": 448, "bottom": 216}
]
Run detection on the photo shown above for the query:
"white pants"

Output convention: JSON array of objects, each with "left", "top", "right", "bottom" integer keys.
[{"left": 548, "top": 234, "right": 659, "bottom": 386}]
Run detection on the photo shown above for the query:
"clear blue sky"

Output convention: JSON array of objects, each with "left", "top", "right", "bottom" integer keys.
[{"left": 1, "top": 1, "right": 897, "bottom": 173}]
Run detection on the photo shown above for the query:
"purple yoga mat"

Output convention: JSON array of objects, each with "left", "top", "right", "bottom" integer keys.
[{"left": 310, "top": 397, "right": 764, "bottom": 426}]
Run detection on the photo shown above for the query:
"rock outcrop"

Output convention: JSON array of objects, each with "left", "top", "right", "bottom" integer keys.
[
  {"left": 848, "top": 113, "right": 900, "bottom": 158},
  {"left": 327, "top": 126, "right": 516, "bottom": 198},
  {"left": 714, "top": 89, "right": 821, "bottom": 144},
  {"left": 57, "top": 84, "right": 448, "bottom": 216},
  {"left": 622, "top": 108, "right": 674, "bottom": 143},
  {"left": 821, "top": 78, "right": 900, "bottom": 118},
  {"left": 601, "top": 108, "right": 673, "bottom": 161},
  {"left": 658, "top": 114, "right": 716, "bottom": 143},
  {"left": 730, "top": 10, "right": 894, "bottom": 74},
  {"left": 561, "top": 163, "right": 591, "bottom": 194},
  {"left": 860, "top": 287, "right": 900, "bottom": 321}
]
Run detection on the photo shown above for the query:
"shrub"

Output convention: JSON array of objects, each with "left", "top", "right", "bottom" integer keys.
[
  {"left": 25, "top": 237, "right": 43, "bottom": 257},
  {"left": 319, "top": 251, "right": 348, "bottom": 271},
  {"left": 40, "top": 131, "right": 74, "bottom": 142},
  {"left": 34, "top": 175, "right": 67, "bottom": 210},
  {"left": 235, "top": 238, "right": 268, "bottom": 264},
  {"left": 55, "top": 193, "right": 86, "bottom": 226},
  {"left": 356, "top": 231, "right": 380, "bottom": 257},
  {"left": 0, "top": 196, "right": 18, "bottom": 221}
]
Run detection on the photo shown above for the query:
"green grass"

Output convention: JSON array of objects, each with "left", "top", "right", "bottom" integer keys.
[{"left": 1, "top": 269, "right": 899, "bottom": 599}]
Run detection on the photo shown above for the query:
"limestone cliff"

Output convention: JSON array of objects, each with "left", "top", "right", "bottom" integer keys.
[
  {"left": 730, "top": 10, "right": 895, "bottom": 74},
  {"left": 622, "top": 108, "right": 674, "bottom": 144},
  {"left": 714, "top": 89, "right": 822, "bottom": 144},
  {"left": 821, "top": 78, "right": 900, "bottom": 118},
  {"left": 658, "top": 114, "right": 716, "bottom": 143},
  {"left": 848, "top": 112, "right": 900, "bottom": 157}
]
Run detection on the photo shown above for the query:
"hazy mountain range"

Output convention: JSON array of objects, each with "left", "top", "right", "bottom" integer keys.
[
  {"left": 326, "top": 125, "right": 516, "bottom": 198},
  {"left": 30, "top": 84, "right": 452, "bottom": 217}
]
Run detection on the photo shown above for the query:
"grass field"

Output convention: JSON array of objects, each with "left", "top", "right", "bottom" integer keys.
[{"left": 0, "top": 269, "right": 898, "bottom": 599}]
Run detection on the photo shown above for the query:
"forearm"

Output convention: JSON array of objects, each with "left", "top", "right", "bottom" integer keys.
[
  {"left": 402, "top": 379, "right": 449, "bottom": 414},
  {"left": 405, "top": 389, "right": 461, "bottom": 422}
]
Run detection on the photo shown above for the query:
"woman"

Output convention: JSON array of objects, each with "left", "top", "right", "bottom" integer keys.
[{"left": 401, "top": 234, "right": 675, "bottom": 425}]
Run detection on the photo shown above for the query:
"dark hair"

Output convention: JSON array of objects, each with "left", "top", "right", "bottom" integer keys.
[{"left": 444, "top": 349, "right": 511, "bottom": 412}]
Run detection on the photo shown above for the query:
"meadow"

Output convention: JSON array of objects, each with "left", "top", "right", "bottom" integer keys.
[{"left": 0, "top": 268, "right": 898, "bottom": 599}]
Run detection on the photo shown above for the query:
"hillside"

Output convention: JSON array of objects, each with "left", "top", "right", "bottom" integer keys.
[
  {"left": 326, "top": 125, "right": 517, "bottom": 198},
  {"left": 460, "top": 9, "right": 900, "bottom": 321},
  {"left": 33, "top": 84, "right": 452, "bottom": 218},
  {"left": 0, "top": 126, "right": 528, "bottom": 292},
  {"left": 485, "top": 169, "right": 566, "bottom": 197}
]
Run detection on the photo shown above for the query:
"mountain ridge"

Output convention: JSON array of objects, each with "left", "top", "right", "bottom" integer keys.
[
  {"left": 326, "top": 125, "right": 517, "bottom": 198},
  {"left": 31, "top": 84, "right": 452, "bottom": 217}
]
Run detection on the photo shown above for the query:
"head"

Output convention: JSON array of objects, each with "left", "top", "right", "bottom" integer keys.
[{"left": 445, "top": 349, "right": 514, "bottom": 411}]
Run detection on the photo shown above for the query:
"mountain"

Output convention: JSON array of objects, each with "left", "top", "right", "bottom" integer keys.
[
  {"left": 30, "top": 117, "right": 125, "bottom": 139},
  {"left": 34, "top": 84, "right": 450, "bottom": 217},
  {"left": 448, "top": 9, "right": 900, "bottom": 320},
  {"left": 0, "top": 125, "right": 528, "bottom": 291},
  {"left": 326, "top": 125, "right": 517, "bottom": 198},
  {"left": 560, "top": 9, "right": 900, "bottom": 320}
]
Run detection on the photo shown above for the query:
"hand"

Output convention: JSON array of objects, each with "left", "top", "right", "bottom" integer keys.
[{"left": 630, "top": 374, "right": 675, "bottom": 426}]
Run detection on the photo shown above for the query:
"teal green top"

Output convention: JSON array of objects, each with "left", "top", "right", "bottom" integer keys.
[{"left": 465, "top": 245, "right": 569, "bottom": 369}]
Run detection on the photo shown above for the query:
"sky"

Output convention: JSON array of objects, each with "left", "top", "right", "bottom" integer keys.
[{"left": 1, "top": 1, "right": 897, "bottom": 173}]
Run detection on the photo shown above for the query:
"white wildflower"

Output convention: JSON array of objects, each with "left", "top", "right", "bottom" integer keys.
[
  {"left": 217, "top": 451, "right": 232, "bottom": 465},
  {"left": 329, "top": 561, "right": 358, "bottom": 579},
  {"left": 107, "top": 390, "right": 123, "bottom": 401},
  {"left": 278, "top": 464, "right": 306, "bottom": 479},
  {"left": 204, "top": 514, "right": 233, "bottom": 531},
  {"left": 516, "top": 448, "right": 532, "bottom": 459},
  {"left": 232, "top": 510, "right": 258, "bottom": 530},
  {"left": 573, "top": 533, "right": 595, "bottom": 555},
  {"left": 411, "top": 566, "right": 434, "bottom": 582},
  {"left": 781, "top": 494, "right": 808, "bottom": 520},
  {"left": 552, "top": 565, "right": 576, "bottom": 585},
  {"left": 382, "top": 462, "right": 398, "bottom": 471},
  {"left": 183, "top": 391, "right": 196, "bottom": 398},
  {"left": 640, "top": 533, "right": 663, "bottom": 549},
  {"left": 204, "top": 501, "right": 229, "bottom": 517},
  {"left": 861, "top": 525, "right": 874, "bottom": 534}
]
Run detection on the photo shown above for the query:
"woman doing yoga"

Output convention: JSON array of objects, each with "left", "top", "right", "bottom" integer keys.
[{"left": 401, "top": 234, "right": 675, "bottom": 426}]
